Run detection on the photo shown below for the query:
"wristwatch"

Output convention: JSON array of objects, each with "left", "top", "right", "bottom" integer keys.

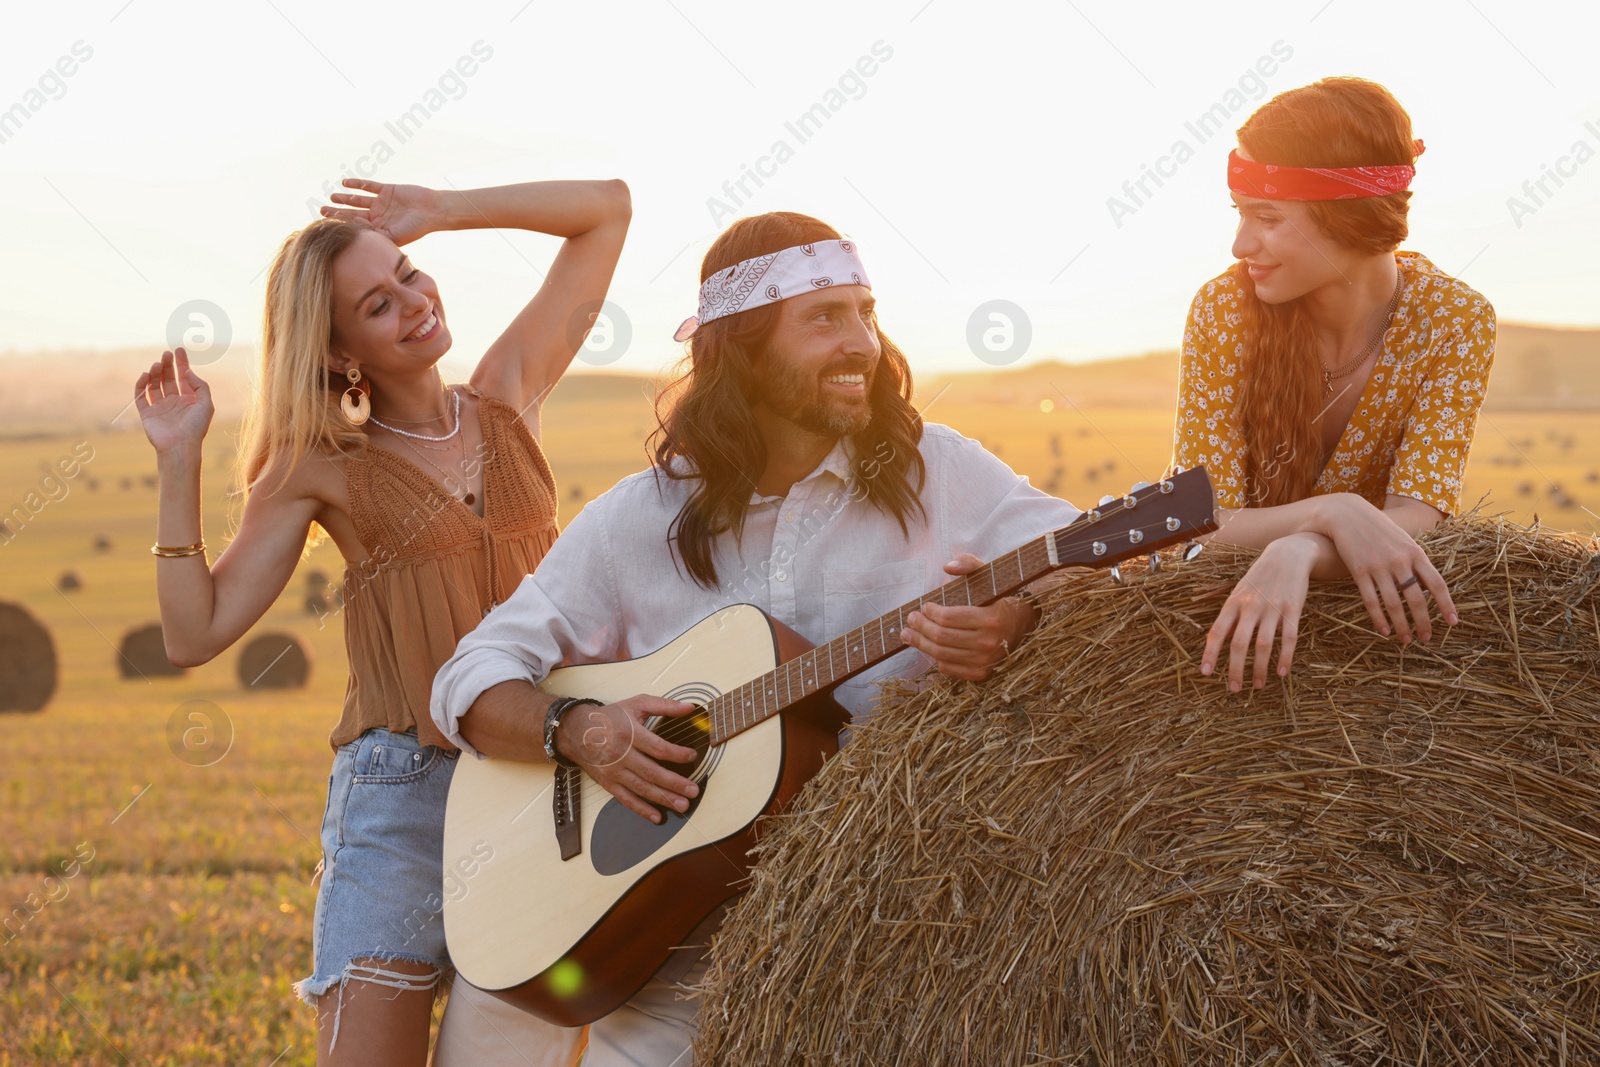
[{"left": 543, "top": 696, "right": 602, "bottom": 770}]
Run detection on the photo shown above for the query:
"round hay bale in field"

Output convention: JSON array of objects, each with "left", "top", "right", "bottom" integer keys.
[
  {"left": 55, "top": 570, "right": 82, "bottom": 592},
  {"left": 305, "top": 569, "right": 331, "bottom": 592},
  {"left": 237, "top": 632, "right": 310, "bottom": 689},
  {"left": 696, "top": 515, "right": 1600, "bottom": 1066},
  {"left": 118, "top": 623, "right": 184, "bottom": 678},
  {"left": 304, "top": 591, "right": 330, "bottom": 617},
  {"left": 0, "top": 601, "right": 58, "bottom": 711},
  {"left": 92, "top": 534, "right": 113, "bottom": 552}
]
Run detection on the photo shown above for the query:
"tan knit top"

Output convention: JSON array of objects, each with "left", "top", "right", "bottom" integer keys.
[{"left": 330, "top": 388, "right": 559, "bottom": 750}]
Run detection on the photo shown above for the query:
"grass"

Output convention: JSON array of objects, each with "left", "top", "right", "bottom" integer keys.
[{"left": 1, "top": 385, "right": 1595, "bottom": 1064}]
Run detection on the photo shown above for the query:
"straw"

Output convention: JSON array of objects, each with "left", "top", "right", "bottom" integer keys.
[{"left": 694, "top": 513, "right": 1600, "bottom": 1065}]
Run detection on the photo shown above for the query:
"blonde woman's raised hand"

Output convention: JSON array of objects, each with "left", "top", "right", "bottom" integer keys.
[
  {"left": 135, "top": 348, "right": 214, "bottom": 456},
  {"left": 320, "top": 178, "right": 440, "bottom": 246}
]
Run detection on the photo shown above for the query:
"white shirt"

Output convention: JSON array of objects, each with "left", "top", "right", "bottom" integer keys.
[{"left": 430, "top": 423, "right": 1080, "bottom": 753}]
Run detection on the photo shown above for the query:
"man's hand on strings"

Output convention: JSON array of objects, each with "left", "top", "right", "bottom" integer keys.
[{"left": 556, "top": 695, "right": 700, "bottom": 824}]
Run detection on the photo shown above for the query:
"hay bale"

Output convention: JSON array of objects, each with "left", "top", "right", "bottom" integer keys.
[
  {"left": 118, "top": 623, "right": 184, "bottom": 678},
  {"left": 304, "top": 591, "right": 330, "bottom": 617},
  {"left": 696, "top": 515, "right": 1600, "bottom": 1066},
  {"left": 0, "top": 601, "right": 58, "bottom": 711},
  {"left": 305, "top": 569, "right": 331, "bottom": 592},
  {"left": 92, "top": 534, "right": 113, "bottom": 552},
  {"left": 237, "top": 632, "right": 310, "bottom": 689},
  {"left": 55, "top": 570, "right": 82, "bottom": 592}
]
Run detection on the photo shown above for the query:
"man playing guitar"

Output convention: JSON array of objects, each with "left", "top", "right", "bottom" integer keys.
[{"left": 430, "top": 210, "right": 1080, "bottom": 1064}]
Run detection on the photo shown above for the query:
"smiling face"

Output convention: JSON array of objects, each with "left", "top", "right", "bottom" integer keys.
[
  {"left": 754, "top": 285, "right": 880, "bottom": 438},
  {"left": 327, "top": 228, "right": 452, "bottom": 377},
  {"left": 1229, "top": 190, "right": 1374, "bottom": 305}
]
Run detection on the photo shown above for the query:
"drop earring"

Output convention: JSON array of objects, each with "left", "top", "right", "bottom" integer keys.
[{"left": 341, "top": 367, "right": 371, "bottom": 426}]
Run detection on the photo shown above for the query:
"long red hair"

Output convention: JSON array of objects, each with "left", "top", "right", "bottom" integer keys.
[{"left": 1233, "top": 77, "right": 1419, "bottom": 505}]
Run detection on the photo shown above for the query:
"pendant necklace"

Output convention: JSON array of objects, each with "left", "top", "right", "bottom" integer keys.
[
  {"left": 1323, "top": 270, "right": 1404, "bottom": 397},
  {"left": 372, "top": 388, "right": 478, "bottom": 507}
]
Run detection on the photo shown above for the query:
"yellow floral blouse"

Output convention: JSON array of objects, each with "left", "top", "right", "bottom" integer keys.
[{"left": 1169, "top": 251, "right": 1497, "bottom": 515}]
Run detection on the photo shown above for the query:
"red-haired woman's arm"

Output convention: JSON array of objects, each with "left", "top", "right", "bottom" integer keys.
[{"left": 1199, "top": 491, "right": 1458, "bottom": 691}]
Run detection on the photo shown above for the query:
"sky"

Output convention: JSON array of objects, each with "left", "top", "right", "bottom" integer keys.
[{"left": 2, "top": 0, "right": 1597, "bottom": 381}]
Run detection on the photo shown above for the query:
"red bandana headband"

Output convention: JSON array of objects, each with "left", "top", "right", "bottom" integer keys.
[{"left": 1227, "top": 139, "right": 1424, "bottom": 200}]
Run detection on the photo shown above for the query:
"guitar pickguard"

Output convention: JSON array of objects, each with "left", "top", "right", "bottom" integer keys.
[{"left": 590, "top": 787, "right": 703, "bottom": 875}]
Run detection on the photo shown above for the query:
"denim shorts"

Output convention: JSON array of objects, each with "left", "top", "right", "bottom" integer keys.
[{"left": 295, "top": 728, "right": 460, "bottom": 1009}]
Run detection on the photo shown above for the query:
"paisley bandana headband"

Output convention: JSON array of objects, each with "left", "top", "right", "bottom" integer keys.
[
  {"left": 674, "top": 239, "right": 870, "bottom": 342},
  {"left": 1227, "top": 138, "right": 1425, "bottom": 201}
]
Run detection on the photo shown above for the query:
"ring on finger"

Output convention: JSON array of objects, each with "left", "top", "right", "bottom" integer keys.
[{"left": 1397, "top": 573, "right": 1421, "bottom": 592}]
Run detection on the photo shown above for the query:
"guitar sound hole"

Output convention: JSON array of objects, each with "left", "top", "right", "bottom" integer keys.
[
  {"left": 588, "top": 707, "right": 719, "bottom": 877},
  {"left": 649, "top": 706, "right": 714, "bottom": 791}
]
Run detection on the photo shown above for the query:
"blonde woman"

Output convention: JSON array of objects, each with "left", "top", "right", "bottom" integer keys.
[{"left": 133, "top": 177, "right": 619, "bottom": 1065}]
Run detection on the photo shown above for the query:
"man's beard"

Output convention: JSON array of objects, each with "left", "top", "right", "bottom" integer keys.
[{"left": 761, "top": 359, "right": 874, "bottom": 437}]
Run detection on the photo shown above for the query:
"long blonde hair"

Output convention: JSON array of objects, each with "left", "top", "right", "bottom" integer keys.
[
  {"left": 1233, "top": 77, "right": 1417, "bottom": 505},
  {"left": 235, "top": 219, "right": 374, "bottom": 531}
]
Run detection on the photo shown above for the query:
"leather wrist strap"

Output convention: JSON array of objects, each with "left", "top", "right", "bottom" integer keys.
[{"left": 543, "top": 696, "right": 599, "bottom": 770}]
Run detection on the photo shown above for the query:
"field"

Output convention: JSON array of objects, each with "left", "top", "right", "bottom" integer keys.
[{"left": 2, "top": 375, "right": 1597, "bottom": 1065}]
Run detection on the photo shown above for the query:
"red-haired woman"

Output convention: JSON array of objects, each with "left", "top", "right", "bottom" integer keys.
[
  {"left": 1169, "top": 77, "right": 1496, "bottom": 690},
  {"left": 132, "top": 177, "right": 619, "bottom": 1064}
]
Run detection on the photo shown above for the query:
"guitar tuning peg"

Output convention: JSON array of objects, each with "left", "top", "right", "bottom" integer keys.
[
  {"left": 1148, "top": 552, "right": 1162, "bottom": 575},
  {"left": 1109, "top": 563, "right": 1125, "bottom": 586},
  {"left": 1097, "top": 494, "right": 1115, "bottom": 507},
  {"left": 1131, "top": 481, "right": 1151, "bottom": 492},
  {"left": 1182, "top": 541, "right": 1204, "bottom": 562}
]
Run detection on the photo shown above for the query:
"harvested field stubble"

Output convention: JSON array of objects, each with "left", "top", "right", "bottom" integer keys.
[{"left": 696, "top": 515, "right": 1600, "bottom": 1066}]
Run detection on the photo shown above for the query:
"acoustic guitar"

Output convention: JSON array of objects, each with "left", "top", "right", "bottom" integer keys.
[{"left": 442, "top": 466, "right": 1216, "bottom": 1025}]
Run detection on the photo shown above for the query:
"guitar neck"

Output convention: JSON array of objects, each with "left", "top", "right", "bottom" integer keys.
[
  {"left": 701, "top": 466, "right": 1218, "bottom": 746},
  {"left": 705, "top": 536, "right": 1057, "bottom": 745}
]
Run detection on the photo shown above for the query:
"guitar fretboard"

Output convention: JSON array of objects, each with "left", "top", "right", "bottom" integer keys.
[{"left": 705, "top": 535, "right": 1057, "bottom": 744}]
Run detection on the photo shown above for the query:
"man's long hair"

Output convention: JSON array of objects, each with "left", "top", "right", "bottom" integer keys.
[
  {"left": 1233, "top": 76, "right": 1417, "bottom": 506},
  {"left": 649, "top": 212, "right": 926, "bottom": 589}
]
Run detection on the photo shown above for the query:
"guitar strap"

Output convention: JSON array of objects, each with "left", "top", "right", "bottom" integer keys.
[{"left": 553, "top": 765, "right": 582, "bottom": 860}]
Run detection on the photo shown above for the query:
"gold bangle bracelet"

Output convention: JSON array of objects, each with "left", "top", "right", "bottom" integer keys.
[{"left": 151, "top": 542, "right": 206, "bottom": 558}]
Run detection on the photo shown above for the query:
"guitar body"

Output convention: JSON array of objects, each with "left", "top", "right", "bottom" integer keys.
[{"left": 442, "top": 603, "right": 847, "bottom": 1027}]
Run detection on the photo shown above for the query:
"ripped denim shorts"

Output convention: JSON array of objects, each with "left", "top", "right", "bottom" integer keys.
[{"left": 295, "top": 728, "right": 461, "bottom": 1015}]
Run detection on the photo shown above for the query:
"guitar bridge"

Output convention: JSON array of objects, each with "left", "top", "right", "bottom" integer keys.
[{"left": 554, "top": 765, "right": 582, "bottom": 861}]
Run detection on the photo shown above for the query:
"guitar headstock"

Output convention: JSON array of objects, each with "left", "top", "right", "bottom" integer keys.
[{"left": 1048, "top": 466, "right": 1217, "bottom": 570}]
